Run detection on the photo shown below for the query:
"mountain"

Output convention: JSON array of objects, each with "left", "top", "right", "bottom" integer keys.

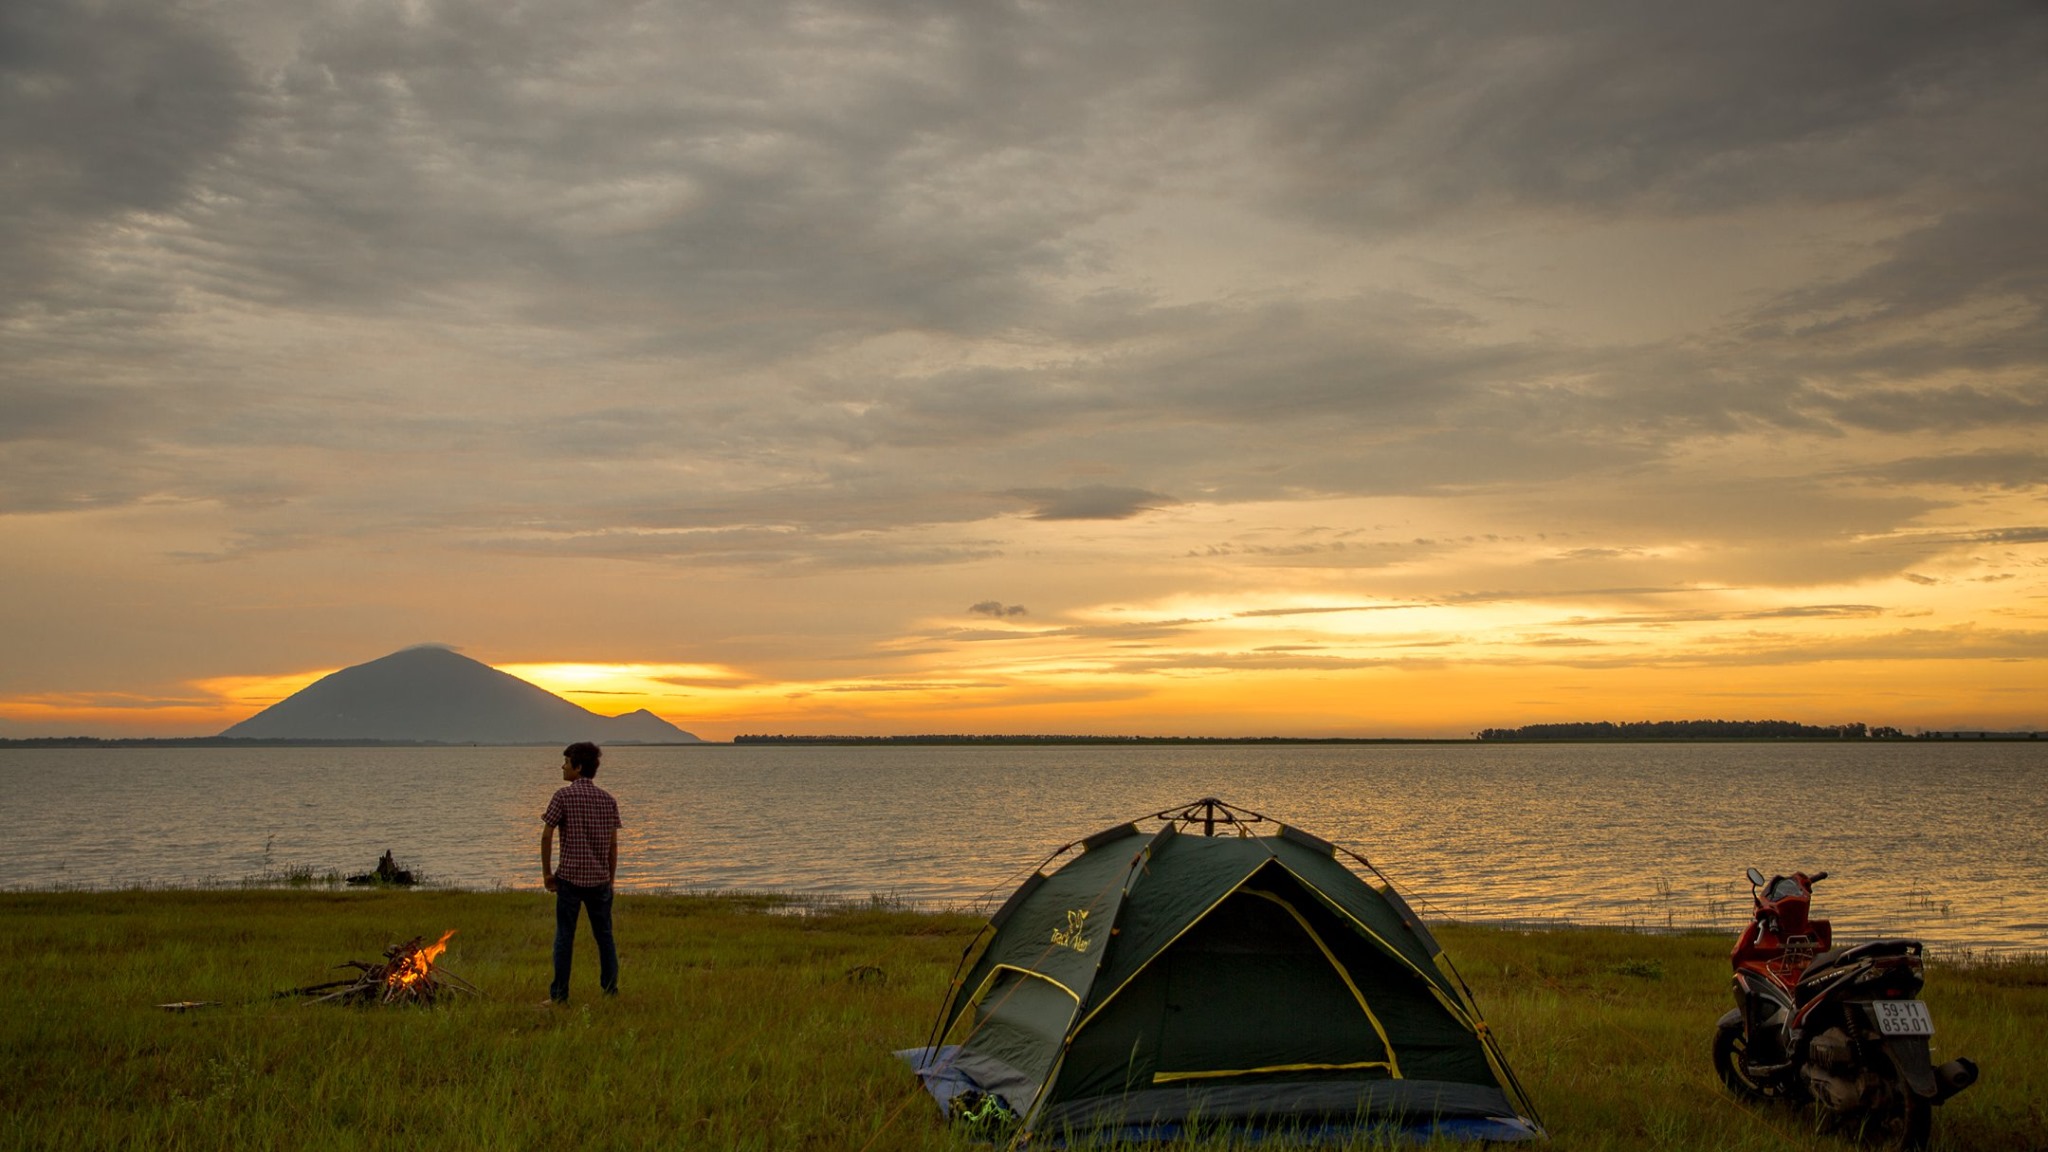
[{"left": 218, "top": 646, "right": 701, "bottom": 744}]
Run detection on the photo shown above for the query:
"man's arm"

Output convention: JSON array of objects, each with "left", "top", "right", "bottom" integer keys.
[
  {"left": 540, "top": 824, "right": 558, "bottom": 892},
  {"left": 605, "top": 828, "right": 618, "bottom": 885}
]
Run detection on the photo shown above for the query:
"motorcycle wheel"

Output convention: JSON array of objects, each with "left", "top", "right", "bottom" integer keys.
[
  {"left": 1712, "top": 1018, "right": 1775, "bottom": 1101},
  {"left": 1857, "top": 1093, "right": 1932, "bottom": 1150}
]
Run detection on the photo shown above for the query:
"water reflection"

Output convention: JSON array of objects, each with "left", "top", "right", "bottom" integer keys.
[{"left": 3, "top": 742, "right": 2044, "bottom": 954}]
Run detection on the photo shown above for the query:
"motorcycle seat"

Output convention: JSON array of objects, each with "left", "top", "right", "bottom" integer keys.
[{"left": 1798, "top": 939, "right": 1918, "bottom": 988}]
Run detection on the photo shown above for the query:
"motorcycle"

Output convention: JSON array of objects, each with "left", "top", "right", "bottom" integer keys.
[{"left": 1713, "top": 867, "right": 1977, "bottom": 1147}]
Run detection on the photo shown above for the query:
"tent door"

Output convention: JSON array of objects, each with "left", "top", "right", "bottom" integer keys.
[{"left": 1148, "top": 884, "right": 1396, "bottom": 1084}]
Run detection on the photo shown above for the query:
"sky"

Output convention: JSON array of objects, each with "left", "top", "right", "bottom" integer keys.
[{"left": 4, "top": 0, "right": 2046, "bottom": 740}]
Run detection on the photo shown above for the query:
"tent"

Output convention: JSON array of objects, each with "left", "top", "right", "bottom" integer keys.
[{"left": 899, "top": 800, "right": 1543, "bottom": 1145}]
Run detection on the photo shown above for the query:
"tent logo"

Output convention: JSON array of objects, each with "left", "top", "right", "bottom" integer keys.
[{"left": 1051, "top": 909, "right": 1093, "bottom": 953}]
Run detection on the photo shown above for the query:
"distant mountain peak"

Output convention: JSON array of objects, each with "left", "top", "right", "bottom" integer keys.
[{"left": 218, "top": 648, "right": 701, "bottom": 744}]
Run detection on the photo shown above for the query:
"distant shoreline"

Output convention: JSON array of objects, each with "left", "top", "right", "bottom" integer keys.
[
  {"left": 4, "top": 729, "right": 2041, "bottom": 749},
  {"left": 1, "top": 735, "right": 1460, "bottom": 748},
  {"left": 731, "top": 733, "right": 2043, "bottom": 744},
  {"left": 0, "top": 737, "right": 709, "bottom": 749},
  {"left": 731, "top": 734, "right": 1467, "bottom": 745}
]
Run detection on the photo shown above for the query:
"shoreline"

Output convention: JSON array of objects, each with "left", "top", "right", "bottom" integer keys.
[
  {"left": 4, "top": 881, "right": 2036, "bottom": 962},
  {"left": 11, "top": 735, "right": 2044, "bottom": 748}
]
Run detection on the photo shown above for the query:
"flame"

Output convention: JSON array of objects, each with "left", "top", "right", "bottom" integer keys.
[{"left": 388, "top": 929, "right": 457, "bottom": 989}]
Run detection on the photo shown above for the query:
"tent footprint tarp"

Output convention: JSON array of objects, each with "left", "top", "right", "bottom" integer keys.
[{"left": 898, "top": 800, "right": 1542, "bottom": 1145}]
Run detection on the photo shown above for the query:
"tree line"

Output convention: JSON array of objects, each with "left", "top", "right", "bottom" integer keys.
[
  {"left": 731, "top": 734, "right": 1426, "bottom": 745},
  {"left": 1476, "top": 720, "right": 1907, "bottom": 741}
]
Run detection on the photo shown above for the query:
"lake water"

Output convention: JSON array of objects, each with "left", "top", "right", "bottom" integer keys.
[{"left": 4, "top": 742, "right": 2044, "bottom": 954}]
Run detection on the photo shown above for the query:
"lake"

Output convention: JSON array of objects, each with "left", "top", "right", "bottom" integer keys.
[{"left": 4, "top": 742, "right": 2043, "bottom": 954}]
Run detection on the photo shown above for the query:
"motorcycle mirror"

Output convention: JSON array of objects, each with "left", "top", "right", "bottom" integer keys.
[{"left": 1746, "top": 867, "right": 1765, "bottom": 887}]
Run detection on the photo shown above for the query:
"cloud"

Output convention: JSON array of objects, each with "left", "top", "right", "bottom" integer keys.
[
  {"left": 1007, "top": 486, "right": 1179, "bottom": 521},
  {"left": 1973, "top": 527, "right": 2048, "bottom": 545},
  {"left": 137, "top": 0, "right": 1135, "bottom": 342},
  {"left": 1234, "top": 604, "right": 1416, "bottom": 618},
  {"left": 1848, "top": 452, "right": 2048, "bottom": 491},
  {"left": 968, "top": 601, "right": 1028, "bottom": 618},
  {"left": 8, "top": 1, "right": 2043, "bottom": 537},
  {"left": 1882, "top": 525, "right": 2048, "bottom": 550},
  {"left": 0, "top": 0, "right": 249, "bottom": 319},
  {"left": 817, "top": 679, "right": 1009, "bottom": 694},
  {"left": 1550, "top": 547, "right": 1646, "bottom": 562},
  {"left": 943, "top": 618, "right": 1216, "bottom": 643},
  {"left": 1561, "top": 605, "right": 1887, "bottom": 627},
  {"left": 1017, "top": 623, "right": 2048, "bottom": 679},
  {"left": 1205, "top": 2, "right": 2048, "bottom": 227},
  {"left": 1537, "top": 626, "right": 2048, "bottom": 670},
  {"left": 1443, "top": 587, "right": 1722, "bottom": 605},
  {"left": 0, "top": 383, "right": 139, "bottom": 445},
  {"left": 467, "top": 527, "right": 1004, "bottom": 571}
]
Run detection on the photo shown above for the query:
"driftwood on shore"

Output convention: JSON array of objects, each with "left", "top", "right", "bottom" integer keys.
[{"left": 346, "top": 849, "right": 416, "bottom": 886}]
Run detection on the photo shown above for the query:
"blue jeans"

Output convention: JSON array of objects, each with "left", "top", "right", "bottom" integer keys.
[{"left": 550, "top": 879, "right": 618, "bottom": 1001}]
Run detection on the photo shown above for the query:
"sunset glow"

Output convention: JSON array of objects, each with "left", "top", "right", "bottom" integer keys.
[{"left": 2, "top": 4, "right": 2043, "bottom": 740}]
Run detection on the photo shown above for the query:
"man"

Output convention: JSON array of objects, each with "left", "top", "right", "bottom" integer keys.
[{"left": 541, "top": 741, "right": 621, "bottom": 1002}]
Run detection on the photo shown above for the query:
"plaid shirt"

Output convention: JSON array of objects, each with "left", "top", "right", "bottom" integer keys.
[{"left": 544, "top": 777, "right": 621, "bottom": 887}]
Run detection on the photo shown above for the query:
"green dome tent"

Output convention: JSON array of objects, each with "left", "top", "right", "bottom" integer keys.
[{"left": 899, "top": 800, "right": 1543, "bottom": 1145}]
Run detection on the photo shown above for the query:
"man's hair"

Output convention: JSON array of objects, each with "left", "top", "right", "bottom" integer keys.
[{"left": 563, "top": 741, "right": 602, "bottom": 777}]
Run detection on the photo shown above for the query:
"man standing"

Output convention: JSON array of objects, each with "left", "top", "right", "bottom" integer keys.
[{"left": 541, "top": 741, "right": 621, "bottom": 1002}]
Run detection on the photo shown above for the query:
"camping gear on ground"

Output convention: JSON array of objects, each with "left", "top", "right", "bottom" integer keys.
[
  {"left": 897, "top": 799, "right": 1543, "bottom": 1145},
  {"left": 1714, "top": 868, "right": 1976, "bottom": 1149}
]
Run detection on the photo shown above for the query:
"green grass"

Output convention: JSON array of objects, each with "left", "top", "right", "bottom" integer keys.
[
  {"left": 1437, "top": 925, "right": 2046, "bottom": 1151},
  {"left": 0, "top": 891, "right": 2040, "bottom": 1151}
]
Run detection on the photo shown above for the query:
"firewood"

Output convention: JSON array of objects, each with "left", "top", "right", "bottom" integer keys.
[{"left": 287, "top": 928, "right": 474, "bottom": 1006}]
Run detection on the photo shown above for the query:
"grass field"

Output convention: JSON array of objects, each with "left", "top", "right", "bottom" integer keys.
[{"left": 2, "top": 890, "right": 2041, "bottom": 1150}]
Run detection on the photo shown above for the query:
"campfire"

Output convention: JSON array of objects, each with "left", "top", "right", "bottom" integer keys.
[{"left": 289, "top": 929, "right": 478, "bottom": 1005}]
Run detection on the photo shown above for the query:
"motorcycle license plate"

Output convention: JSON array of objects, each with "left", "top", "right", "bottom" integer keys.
[{"left": 1871, "top": 1000, "right": 1934, "bottom": 1036}]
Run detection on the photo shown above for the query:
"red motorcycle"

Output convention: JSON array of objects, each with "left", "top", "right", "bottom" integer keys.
[{"left": 1713, "top": 868, "right": 1977, "bottom": 1147}]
